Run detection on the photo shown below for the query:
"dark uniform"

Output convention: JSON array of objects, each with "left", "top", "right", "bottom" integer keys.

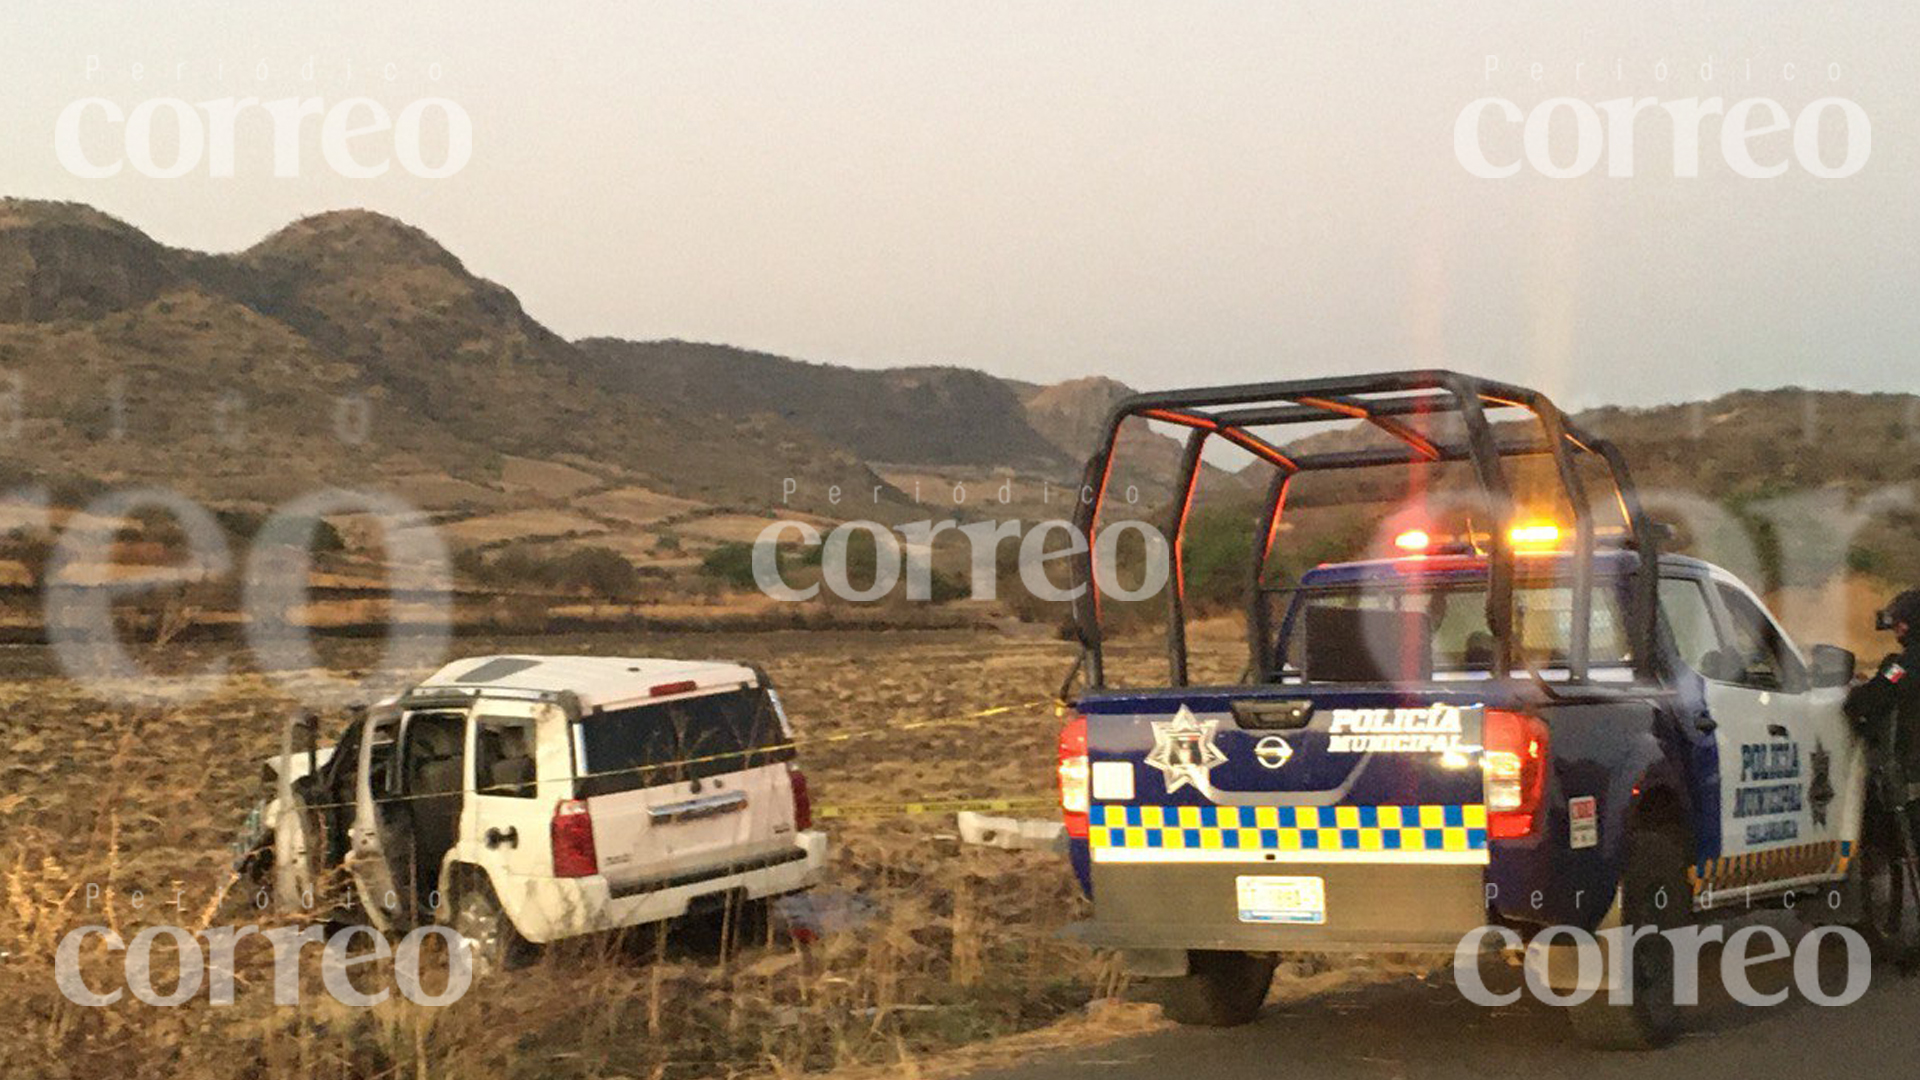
[{"left": 1846, "top": 590, "right": 1920, "bottom": 791}]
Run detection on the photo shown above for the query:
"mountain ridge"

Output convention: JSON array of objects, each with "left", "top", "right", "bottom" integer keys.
[{"left": 0, "top": 198, "right": 1912, "bottom": 588}]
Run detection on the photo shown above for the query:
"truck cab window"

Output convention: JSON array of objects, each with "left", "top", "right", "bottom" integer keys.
[
  {"left": 1659, "top": 578, "right": 1720, "bottom": 676},
  {"left": 1280, "top": 579, "right": 1629, "bottom": 678},
  {"left": 1712, "top": 584, "right": 1804, "bottom": 692}
]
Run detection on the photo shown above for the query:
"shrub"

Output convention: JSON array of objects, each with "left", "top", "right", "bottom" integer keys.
[
  {"left": 699, "top": 542, "right": 759, "bottom": 590},
  {"left": 553, "top": 546, "right": 641, "bottom": 600}
]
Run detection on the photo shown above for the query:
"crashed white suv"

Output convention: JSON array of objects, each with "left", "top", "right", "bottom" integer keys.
[{"left": 237, "top": 655, "right": 827, "bottom": 967}]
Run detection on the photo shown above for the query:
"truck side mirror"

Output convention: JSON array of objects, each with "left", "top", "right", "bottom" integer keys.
[{"left": 1810, "top": 645, "right": 1857, "bottom": 689}]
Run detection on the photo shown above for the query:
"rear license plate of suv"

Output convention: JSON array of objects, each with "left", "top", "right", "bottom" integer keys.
[{"left": 1236, "top": 875, "right": 1326, "bottom": 925}]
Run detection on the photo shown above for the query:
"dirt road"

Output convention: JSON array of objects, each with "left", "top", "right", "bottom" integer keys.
[{"left": 967, "top": 922, "right": 1908, "bottom": 1080}]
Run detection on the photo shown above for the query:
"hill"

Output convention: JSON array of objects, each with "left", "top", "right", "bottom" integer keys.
[
  {"left": 575, "top": 338, "right": 1073, "bottom": 470},
  {"left": 0, "top": 200, "right": 894, "bottom": 517},
  {"left": 1, "top": 198, "right": 1911, "bottom": 595}
]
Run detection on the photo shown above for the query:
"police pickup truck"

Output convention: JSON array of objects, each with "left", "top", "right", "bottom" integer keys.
[{"left": 1054, "top": 372, "right": 1904, "bottom": 1049}]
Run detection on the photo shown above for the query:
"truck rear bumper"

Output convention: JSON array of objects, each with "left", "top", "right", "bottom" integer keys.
[{"left": 1076, "top": 860, "right": 1486, "bottom": 955}]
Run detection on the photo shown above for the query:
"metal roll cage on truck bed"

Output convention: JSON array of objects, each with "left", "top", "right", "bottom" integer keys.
[
  {"left": 1067, "top": 369, "right": 1662, "bottom": 691},
  {"left": 1054, "top": 369, "right": 1889, "bottom": 1048}
]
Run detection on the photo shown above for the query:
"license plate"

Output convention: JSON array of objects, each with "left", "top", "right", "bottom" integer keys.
[{"left": 1236, "top": 875, "right": 1326, "bottom": 925}]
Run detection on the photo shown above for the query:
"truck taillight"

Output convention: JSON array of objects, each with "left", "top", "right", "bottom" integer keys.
[
  {"left": 551, "top": 798, "right": 599, "bottom": 877},
  {"left": 1058, "top": 714, "right": 1089, "bottom": 839},
  {"left": 1483, "top": 709, "right": 1549, "bottom": 839},
  {"left": 788, "top": 765, "right": 813, "bottom": 831}
]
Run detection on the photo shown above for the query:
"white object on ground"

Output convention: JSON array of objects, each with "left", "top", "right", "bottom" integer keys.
[{"left": 956, "top": 811, "right": 1066, "bottom": 851}]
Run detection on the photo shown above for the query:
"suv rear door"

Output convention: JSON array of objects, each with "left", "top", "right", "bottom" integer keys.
[
  {"left": 468, "top": 702, "right": 554, "bottom": 886},
  {"left": 574, "top": 684, "right": 797, "bottom": 894}
]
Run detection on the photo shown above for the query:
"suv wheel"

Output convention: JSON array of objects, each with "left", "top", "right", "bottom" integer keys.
[
  {"left": 722, "top": 896, "right": 774, "bottom": 953},
  {"left": 450, "top": 879, "right": 533, "bottom": 976},
  {"left": 1155, "top": 950, "right": 1277, "bottom": 1027},
  {"left": 1852, "top": 807, "right": 1920, "bottom": 971},
  {"left": 1567, "top": 826, "right": 1690, "bottom": 1050}
]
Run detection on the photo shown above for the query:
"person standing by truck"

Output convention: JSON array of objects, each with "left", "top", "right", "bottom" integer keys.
[
  {"left": 1847, "top": 589, "right": 1920, "bottom": 777},
  {"left": 1842, "top": 588, "right": 1920, "bottom": 972}
]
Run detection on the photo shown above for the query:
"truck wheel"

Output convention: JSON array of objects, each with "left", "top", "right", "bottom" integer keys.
[
  {"left": 717, "top": 895, "right": 774, "bottom": 957},
  {"left": 1851, "top": 810, "right": 1920, "bottom": 972},
  {"left": 450, "top": 879, "right": 534, "bottom": 976},
  {"left": 1154, "top": 950, "right": 1277, "bottom": 1027},
  {"left": 1566, "top": 827, "right": 1689, "bottom": 1051}
]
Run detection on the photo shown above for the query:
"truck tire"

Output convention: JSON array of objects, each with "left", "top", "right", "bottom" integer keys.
[
  {"left": 1155, "top": 950, "right": 1277, "bottom": 1027},
  {"left": 724, "top": 895, "right": 775, "bottom": 951},
  {"left": 449, "top": 878, "right": 534, "bottom": 976},
  {"left": 1566, "top": 827, "right": 1689, "bottom": 1051},
  {"left": 1851, "top": 808, "right": 1920, "bottom": 972}
]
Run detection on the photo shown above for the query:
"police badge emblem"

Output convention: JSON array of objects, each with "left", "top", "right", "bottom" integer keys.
[
  {"left": 1809, "top": 740, "right": 1834, "bottom": 828},
  {"left": 1145, "top": 705, "right": 1227, "bottom": 794}
]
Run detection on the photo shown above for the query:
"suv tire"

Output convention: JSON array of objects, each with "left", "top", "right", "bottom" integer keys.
[
  {"left": 449, "top": 877, "right": 534, "bottom": 976},
  {"left": 1156, "top": 950, "right": 1277, "bottom": 1027},
  {"left": 1567, "top": 826, "right": 1690, "bottom": 1050}
]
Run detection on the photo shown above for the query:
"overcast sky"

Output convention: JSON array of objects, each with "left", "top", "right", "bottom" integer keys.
[{"left": 4, "top": 0, "right": 1917, "bottom": 410}]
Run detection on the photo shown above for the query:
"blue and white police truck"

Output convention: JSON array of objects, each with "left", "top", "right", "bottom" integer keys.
[{"left": 1053, "top": 371, "right": 1908, "bottom": 1048}]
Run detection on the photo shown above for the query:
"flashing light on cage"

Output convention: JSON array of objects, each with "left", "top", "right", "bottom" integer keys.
[{"left": 1508, "top": 522, "right": 1563, "bottom": 548}]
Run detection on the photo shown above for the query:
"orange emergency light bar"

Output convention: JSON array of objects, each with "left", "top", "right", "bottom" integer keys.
[
  {"left": 1508, "top": 523, "right": 1562, "bottom": 547},
  {"left": 1393, "top": 522, "right": 1565, "bottom": 555}
]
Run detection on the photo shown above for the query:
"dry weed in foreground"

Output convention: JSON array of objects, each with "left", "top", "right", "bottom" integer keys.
[
  {"left": 0, "top": 629, "right": 1175, "bottom": 1080},
  {"left": 2, "top": 826, "right": 1102, "bottom": 1079}
]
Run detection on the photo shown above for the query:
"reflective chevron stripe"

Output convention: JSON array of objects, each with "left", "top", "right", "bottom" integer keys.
[
  {"left": 1687, "top": 840, "right": 1853, "bottom": 896},
  {"left": 1088, "top": 803, "right": 1490, "bottom": 865}
]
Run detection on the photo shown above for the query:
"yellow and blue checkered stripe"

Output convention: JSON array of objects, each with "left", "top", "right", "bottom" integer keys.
[
  {"left": 1088, "top": 803, "right": 1490, "bottom": 865},
  {"left": 1689, "top": 840, "right": 1852, "bottom": 899}
]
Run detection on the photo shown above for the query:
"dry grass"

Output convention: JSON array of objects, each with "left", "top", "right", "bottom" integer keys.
[
  {"left": 588, "top": 486, "right": 712, "bottom": 528},
  {"left": 673, "top": 515, "right": 839, "bottom": 545},
  {"left": 435, "top": 510, "right": 610, "bottom": 547},
  {"left": 0, "top": 628, "right": 1249, "bottom": 1080},
  {"left": 1767, "top": 575, "right": 1905, "bottom": 662},
  {"left": 499, "top": 457, "right": 604, "bottom": 499}
]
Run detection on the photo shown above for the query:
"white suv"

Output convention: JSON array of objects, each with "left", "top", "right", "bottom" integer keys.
[{"left": 238, "top": 655, "right": 828, "bottom": 967}]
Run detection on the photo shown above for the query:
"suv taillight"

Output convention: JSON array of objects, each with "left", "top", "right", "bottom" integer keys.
[
  {"left": 551, "top": 798, "right": 598, "bottom": 877},
  {"left": 1058, "top": 714, "right": 1089, "bottom": 839},
  {"left": 788, "top": 765, "right": 812, "bottom": 831},
  {"left": 1484, "top": 709, "right": 1549, "bottom": 839}
]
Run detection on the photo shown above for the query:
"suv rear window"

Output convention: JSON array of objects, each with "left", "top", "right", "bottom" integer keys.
[{"left": 574, "top": 687, "right": 794, "bottom": 797}]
